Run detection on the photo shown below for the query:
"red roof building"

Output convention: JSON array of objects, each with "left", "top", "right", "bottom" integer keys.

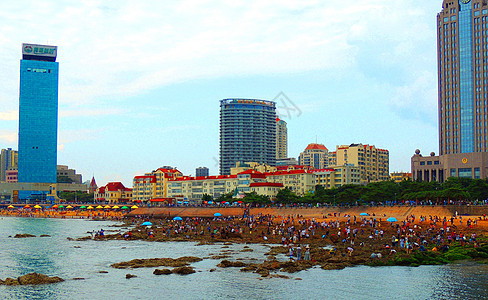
[{"left": 94, "top": 182, "right": 132, "bottom": 203}]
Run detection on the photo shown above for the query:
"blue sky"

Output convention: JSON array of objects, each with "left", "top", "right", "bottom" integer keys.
[{"left": 0, "top": 0, "right": 442, "bottom": 186}]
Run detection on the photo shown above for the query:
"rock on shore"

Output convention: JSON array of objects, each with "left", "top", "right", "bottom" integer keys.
[
  {"left": 0, "top": 273, "right": 64, "bottom": 285},
  {"left": 111, "top": 256, "right": 202, "bottom": 269},
  {"left": 172, "top": 266, "right": 195, "bottom": 275},
  {"left": 13, "top": 234, "right": 36, "bottom": 238}
]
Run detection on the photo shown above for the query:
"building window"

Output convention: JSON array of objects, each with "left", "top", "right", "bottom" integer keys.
[
  {"left": 450, "top": 168, "right": 456, "bottom": 177},
  {"left": 458, "top": 168, "right": 472, "bottom": 178},
  {"left": 420, "top": 162, "right": 426, "bottom": 166},
  {"left": 475, "top": 168, "right": 481, "bottom": 179}
]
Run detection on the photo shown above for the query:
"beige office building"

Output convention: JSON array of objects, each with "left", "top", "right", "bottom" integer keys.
[
  {"left": 299, "top": 143, "right": 329, "bottom": 169},
  {"left": 311, "top": 165, "right": 361, "bottom": 189},
  {"left": 132, "top": 167, "right": 183, "bottom": 202},
  {"left": 330, "top": 144, "right": 390, "bottom": 184},
  {"left": 276, "top": 119, "right": 287, "bottom": 160},
  {"left": 0, "top": 148, "right": 18, "bottom": 182}
]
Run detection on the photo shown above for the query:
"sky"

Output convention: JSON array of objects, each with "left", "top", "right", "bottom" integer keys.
[{"left": 0, "top": 0, "right": 442, "bottom": 187}]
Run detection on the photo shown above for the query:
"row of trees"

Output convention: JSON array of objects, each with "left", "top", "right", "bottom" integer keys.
[
  {"left": 212, "top": 177, "right": 488, "bottom": 205},
  {"left": 59, "top": 191, "right": 94, "bottom": 202}
]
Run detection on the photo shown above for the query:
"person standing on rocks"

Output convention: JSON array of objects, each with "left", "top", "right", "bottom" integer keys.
[
  {"left": 304, "top": 246, "right": 310, "bottom": 261},
  {"left": 297, "top": 245, "right": 302, "bottom": 260},
  {"left": 289, "top": 245, "right": 294, "bottom": 261}
]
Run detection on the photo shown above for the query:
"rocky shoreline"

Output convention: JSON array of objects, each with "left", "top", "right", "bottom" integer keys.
[{"left": 83, "top": 214, "right": 488, "bottom": 278}]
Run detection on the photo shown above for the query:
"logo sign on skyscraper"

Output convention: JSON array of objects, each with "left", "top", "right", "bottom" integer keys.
[{"left": 22, "top": 43, "right": 57, "bottom": 58}]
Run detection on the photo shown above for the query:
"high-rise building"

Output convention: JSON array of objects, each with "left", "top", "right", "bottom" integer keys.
[
  {"left": 299, "top": 143, "right": 329, "bottom": 169},
  {"left": 411, "top": 1, "right": 488, "bottom": 181},
  {"left": 220, "top": 99, "right": 276, "bottom": 175},
  {"left": 331, "top": 144, "right": 390, "bottom": 183},
  {"left": 196, "top": 167, "right": 209, "bottom": 177},
  {"left": 437, "top": 0, "right": 488, "bottom": 154},
  {"left": 18, "top": 43, "right": 58, "bottom": 184},
  {"left": 0, "top": 148, "right": 18, "bottom": 182},
  {"left": 276, "top": 118, "right": 287, "bottom": 159}
]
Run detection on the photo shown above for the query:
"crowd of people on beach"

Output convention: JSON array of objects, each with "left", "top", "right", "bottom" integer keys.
[{"left": 123, "top": 207, "right": 485, "bottom": 266}]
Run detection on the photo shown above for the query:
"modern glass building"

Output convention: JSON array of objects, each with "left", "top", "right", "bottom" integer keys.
[
  {"left": 220, "top": 99, "right": 276, "bottom": 175},
  {"left": 437, "top": 0, "right": 488, "bottom": 155},
  {"left": 411, "top": 0, "right": 488, "bottom": 182},
  {"left": 18, "top": 43, "right": 59, "bottom": 185}
]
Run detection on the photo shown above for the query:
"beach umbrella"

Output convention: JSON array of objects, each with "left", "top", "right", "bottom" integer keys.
[
  {"left": 7, "top": 205, "right": 14, "bottom": 209},
  {"left": 141, "top": 221, "right": 153, "bottom": 226},
  {"left": 224, "top": 202, "right": 230, "bottom": 205},
  {"left": 80, "top": 205, "right": 86, "bottom": 209},
  {"left": 96, "top": 205, "right": 103, "bottom": 209},
  {"left": 52, "top": 205, "right": 59, "bottom": 209},
  {"left": 237, "top": 201, "right": 243, "bottom": 204},
  {"left": 173, "top": 216, "right": 183, "bottom": 221},
  {"left": 183, "top": 201, "right": 188, "bottom": 204},
  {"left": 34, "top": 205, "right": 42, "bottom": 209},
  {"left": 87, "top": 206, "right": 94, "bottom": 209},
  {"left": 387, "top": 217, "right": 398, "bottom": 222},
  {"left": 66, "top": 205, "right": 73, "bottom": 209},
  {"left": 221, "top": 201, "right": 226, "bottom": 204},
  {"left": 24, "top": 205, "right": 31, "bottom": 209},
  {"left": 214, "top": 213, "right": 222, "bottom": 217},
  {"left": 58, "top": 205, "right": 64, "bottom": 209},
  {"left": 203, "top": 201, "right": 208, "bottom": 204},
  {"left": 208, "top": 201, "right": 213, "bottom": 204},
  {"left": 131, "top": 205, "right": 138, "bottom": 209},
  {"left": 359, "top": 213, "right": 369, "bottom": 216},
  {"left": 112, "top": 205, "right": 120, "bottom": 209},
  {"left": 121, "top": 206, "right": 129, "bottom": 209},
  {"left": 104, "top": 205, "right": 111, "bottom": 209}
]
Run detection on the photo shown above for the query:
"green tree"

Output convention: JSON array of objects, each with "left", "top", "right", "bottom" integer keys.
[
  {"left": 217, "top": 192, "right": 233, "bottom": 202},
  {"left": 59, "top": 191, "right": 94, "bottom": 202},
  {"left": 202, "top": 194, "right": 213, "bottom": 202},
  {"left": 275, "top": 188, "right": 298, "bottom": 204},
  {"left": 243, "top": 192, "right": 271, "bottom": 204}
]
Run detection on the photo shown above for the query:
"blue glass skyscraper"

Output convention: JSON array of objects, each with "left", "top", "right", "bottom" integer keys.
[{"left": 18, "top": 43, "right": 58, "bottom": 185}]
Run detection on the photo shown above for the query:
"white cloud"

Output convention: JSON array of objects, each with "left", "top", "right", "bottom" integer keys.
[
  {"left": 0, "top": 110, "right": 17, "bottom": 121},
  {"left": 0, "top": 130, "right": 17, "bottom": 144},
  {"left": 0, "top": 0, "right": 440, "bottom": 107},
  {"left": 388, "top": 70, "right": 438, "bottom": 123}
]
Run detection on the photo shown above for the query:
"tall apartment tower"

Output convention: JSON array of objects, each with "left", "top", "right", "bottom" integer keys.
[
  {"left": 0, "top": 148, "right": 18, "bottom": 182},
  {"left": 18, "top": 43, "right": 59, "bottom": 184},
  {"left": 276, "top": 118, "right": 287, "bottom": 159},
  {"left": 220, "top": 99, "right": 276, "bottom": 175},
  {"left": 437, "top": 0, "right": 488, "bottom": 154}
]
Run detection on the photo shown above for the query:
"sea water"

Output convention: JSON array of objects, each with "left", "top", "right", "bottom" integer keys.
[{"left": 0, "top": 217, "right": 487, "bottom": 300}]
